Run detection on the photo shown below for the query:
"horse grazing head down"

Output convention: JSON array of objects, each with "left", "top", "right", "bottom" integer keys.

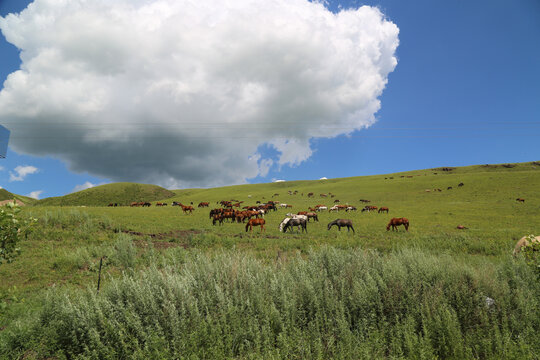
[
  {"left": 327, "top": 219, "right": 354, "bottom": 233},
  {"left": 282, "top": 217, "right": 307, "bottom": 233},
  {"left": 386, "top": 218, "right": 409, "bottom": 231},
  {"left": 245, "top": 218, "right": 265, "bottom": 232}
]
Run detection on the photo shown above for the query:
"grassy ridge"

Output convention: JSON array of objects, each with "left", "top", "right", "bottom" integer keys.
[
  {"left": 0, "top": 189, "right": 37, "bottom": 205},
  {"left": 34, "top": 182, "right": 176, "bottom": 207}
]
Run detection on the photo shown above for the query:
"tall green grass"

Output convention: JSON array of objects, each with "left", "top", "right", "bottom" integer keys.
[{"left": 2, "top": 247, "right": 538, "bottom": 359}]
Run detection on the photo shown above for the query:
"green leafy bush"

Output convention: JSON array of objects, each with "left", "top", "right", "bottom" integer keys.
[{"left": 0, "top": 203, "right": 36, "bottom": 266}]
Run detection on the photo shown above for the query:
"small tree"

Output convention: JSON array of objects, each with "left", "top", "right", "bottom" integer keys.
[{"left": 0, "top": 202, "right": 36, "bottom": 265}]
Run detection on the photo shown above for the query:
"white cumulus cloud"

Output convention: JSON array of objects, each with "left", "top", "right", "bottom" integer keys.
[
  {"left": 27, "top": 190, "right": 43, "bottom": 199},
  {"left": 0, "top": 0, "right": 399, "bottom": 188},
  {"left": 9, "top": 165, "right": 38, "bottom": 181}
]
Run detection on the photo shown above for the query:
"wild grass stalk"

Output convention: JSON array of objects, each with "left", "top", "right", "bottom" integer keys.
[{"left": 2, "top": 247, "right": 538, "bottom": 359}]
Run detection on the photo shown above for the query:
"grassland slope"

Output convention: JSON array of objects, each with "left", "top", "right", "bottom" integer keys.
[
  {"left": 0, "top": 188, "right": 37, "bottom": 205},
  {"left": 34, "top": 182, "right": 176, "bottom": 206}
]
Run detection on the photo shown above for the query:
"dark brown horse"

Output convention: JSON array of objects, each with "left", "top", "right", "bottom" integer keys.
[
  {"left": 378, "top": 207, "right": 389, "bottom": 214},
  {"left": 246, "top": 218, "right": 266, "bottom": 232},
  {"left": 516, "top": 198, "right": 525, "bottom": 203},
  {"left": 327, "top": 219, "right": 355, "bottom": 233},
  {"left": 212, "top": 214, "right": 223, "bottom": 226},
  {"left": 386, "top": 218, "right": 409, "bottom": 231}
]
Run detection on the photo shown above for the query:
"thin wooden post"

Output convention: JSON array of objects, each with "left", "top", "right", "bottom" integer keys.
[{"left": 97, "top": 257, "right": 103, "bottom": 293}]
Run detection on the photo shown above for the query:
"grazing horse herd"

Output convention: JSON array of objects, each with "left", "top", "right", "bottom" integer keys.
[
  {"left": 103, "top": 179, "right": 535, "bottom": 253},
  {"left": 113, "top": 195, "right": 411, "bottom": 234},
  {"left": 198, "top": 196, "right": 410, "bottom": 234}
]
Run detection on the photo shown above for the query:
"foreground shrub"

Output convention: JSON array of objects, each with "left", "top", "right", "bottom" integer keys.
[
  {"left": 0, "top": 203, "right": 36, "bottom": 266},
  {"left": 2, "top": 247, "right": 538, "bottom": 359}
]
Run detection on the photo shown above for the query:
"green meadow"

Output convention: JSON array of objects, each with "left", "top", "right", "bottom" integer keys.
[{"left": 1, "top": 162, "right": 539, "bottom": 359}]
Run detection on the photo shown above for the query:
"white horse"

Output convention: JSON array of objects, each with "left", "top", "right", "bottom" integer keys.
[
  {"left": 286, "top": 213, "right": 308, "bottom": 221},
  {"left": 280, "top": 203, "right": 288, "bottom": 208},
  {"left": 279, "top": 217, "right": 307, "bottom": 233},
  {"left": 258, "top": 209, "right": 266, "bottom": 217},
  {"left": 329, "top": 205, "right": 340, "bottom": 212},
  {"left": 279, "top": 217, "right": 291, "bottom": 232},
  {"left": 316, "top": 206, "right": 327, "bottom": 212}
]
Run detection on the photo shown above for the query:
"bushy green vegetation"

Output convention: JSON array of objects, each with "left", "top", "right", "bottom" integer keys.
[
  {"left": 34, "top": 182, "right": 176, "bottom": 207},
  {"left": 0, "top": 161, "right": 539, "bottom": 358},
  {"left": 2, "top": 248, "right": 538, "bottom": 359},
  {"left": 0, "top": 203, "right": 36, "bottom": 265}
]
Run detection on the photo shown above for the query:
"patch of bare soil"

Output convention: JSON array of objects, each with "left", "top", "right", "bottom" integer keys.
[
  {"left": 121, "top": 229, "right": 201, "bottom": 249},
  {"left": 231, "top": 233, "right": 280, "bottom": 239}
]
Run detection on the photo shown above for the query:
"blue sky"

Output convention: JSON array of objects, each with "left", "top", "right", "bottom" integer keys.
[{"left": 0, "top": 0, "right": 539, "bottom": 199}]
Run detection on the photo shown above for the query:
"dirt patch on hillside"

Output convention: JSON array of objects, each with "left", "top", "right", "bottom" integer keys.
[
  {"left": 231, "top": 233, "right": 280, "bottom": 239},
  {"left": 121, "top": 229, "right": 202, "bottom": 249},
  {"left": 122, "top": 229, "right": 200, "bottom": 239},
  {"left": 0, "top": 199, "right": 25, "bottom": 206}
]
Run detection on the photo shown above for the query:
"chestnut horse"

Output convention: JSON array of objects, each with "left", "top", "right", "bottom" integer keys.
[
  {"left": 386, "top": 218, "right": 409, "bottom": 231},
  {"left": 378, "top": 207, "right": 389, "bottom": 214},
  {"left": 246, "top": 218, "right": 266, "bottom": 232},
  {"left": 178, "top": 203, "right": 194, "bottom": 214}
]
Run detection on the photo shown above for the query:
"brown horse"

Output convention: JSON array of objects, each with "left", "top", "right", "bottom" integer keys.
[
  {"left": 386, "top": 218, "right": 409, "bottom": 231},
  {"left": 306, "top": 212, "right": 319, "bottom": 222},
  {"left": 516, "top": 198, "right": 525, "bottom": 203},
  {"left": 245, "top": 218, "right": 266, "bottom": 232},
  {"left": 212, "top": 214, "right": 223, "bottom": 226},
  {"left": 378, "top": 207, "right": 389, "bottom": 214},
  {"left": 178, "top": 203, "right": 194, "bottom": 214},
  {"left": 198, "top": 202, "right": 209, "bottom": 207}
]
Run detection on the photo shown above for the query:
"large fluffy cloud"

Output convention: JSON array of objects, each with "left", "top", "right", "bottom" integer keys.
[{"left": 0, "top": 0, "right": 399, "bottom": 188}]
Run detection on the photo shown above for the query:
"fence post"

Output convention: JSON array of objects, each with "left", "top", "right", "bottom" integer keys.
[{"left": 97, "top": 257, "right": 104, "bottom": 293}]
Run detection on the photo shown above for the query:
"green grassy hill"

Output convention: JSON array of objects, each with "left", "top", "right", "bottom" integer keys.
[
  {"left": 34, "top": 182, "right": 176, "bottom": 206},
  {"left": 0, "top": 188, "right": 37, "bottom": 205},
  {"left": 2, "top": 161, "right": 539, "bottom": 359}
]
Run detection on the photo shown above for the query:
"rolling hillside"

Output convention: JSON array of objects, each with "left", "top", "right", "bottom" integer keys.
[
  {"left": 34, "top": 182, "right": 176, "bottom": 206},
  {"left": 0, "top": 188, "right": 37, "bottom": 205},
  {"left": 2, "top": 161, "right": 539, "bottom": 358},
  {"left": 163, "top": 160, "right": 540, "bottom": 208}
]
